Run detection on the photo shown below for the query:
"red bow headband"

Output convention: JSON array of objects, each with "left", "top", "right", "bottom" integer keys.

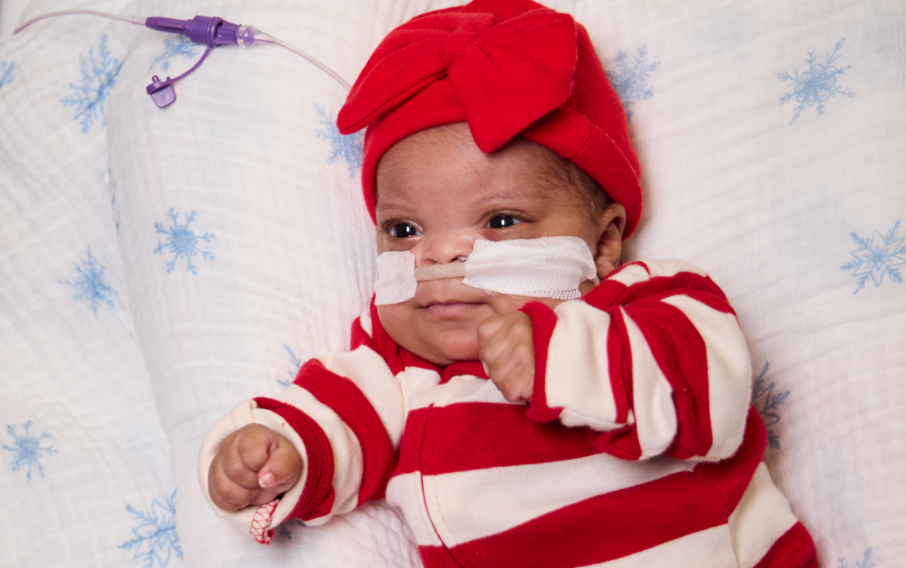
[{"left": 337, "top": 0, "right": 643, "bottom": 238}]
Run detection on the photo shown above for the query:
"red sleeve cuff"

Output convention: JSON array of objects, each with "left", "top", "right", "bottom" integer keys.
[{"left": 519, "top": 301, "right": 562, "bottom": 423}]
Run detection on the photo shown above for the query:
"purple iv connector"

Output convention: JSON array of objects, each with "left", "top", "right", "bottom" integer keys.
[{"left": 144, "top": 16, "right": 264, "bottom": 108}]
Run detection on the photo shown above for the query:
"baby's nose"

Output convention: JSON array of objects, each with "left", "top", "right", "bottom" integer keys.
[{"left": 415, "top": 230, "right": 477, "bottom": 267}]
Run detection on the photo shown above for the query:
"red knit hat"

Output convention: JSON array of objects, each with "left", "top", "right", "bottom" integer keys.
[{"left": 337, "top": 0, "right": 643, "bottom": 238}]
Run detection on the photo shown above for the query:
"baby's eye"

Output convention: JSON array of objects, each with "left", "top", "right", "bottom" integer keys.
[
  {"left": 388, "top": 222, "right": 420, "bottom": 239},
  {"left": 487, "top": 215, "right": 520, "bottom": 229}
]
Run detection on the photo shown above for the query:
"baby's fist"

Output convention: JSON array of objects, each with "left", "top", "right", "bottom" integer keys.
[
  {"left": 208, "top": 423, "right": 302, "bottom": 513},
  {"left": 477, "top": 311, "right": 535, "bottom": 402}
]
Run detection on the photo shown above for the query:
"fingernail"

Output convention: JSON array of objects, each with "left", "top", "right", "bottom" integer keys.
[
  {"left": 481, "top": 362, "right": 489, "bottom": 376},
  {"left": 259, "top": 471, "right": 275, "bottom": 488}
]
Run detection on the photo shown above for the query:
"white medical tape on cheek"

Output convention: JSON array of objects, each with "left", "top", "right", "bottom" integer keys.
[
  {"left": 373, "top": 236, "right": 597, "bottom": 305},
  {"left": 463, "top": 237, "right": 596, "bottom": 300},
  {"left": 374, "top": 251, "right": 417, "bottom": 305}
]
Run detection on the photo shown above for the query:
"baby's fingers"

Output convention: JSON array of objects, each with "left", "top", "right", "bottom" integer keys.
[
  {"left": 209, "top": 455, "right": 259, "bottom": 512},
  {"left": 258, "top": 441, "right": 303, "bottom": 494}
]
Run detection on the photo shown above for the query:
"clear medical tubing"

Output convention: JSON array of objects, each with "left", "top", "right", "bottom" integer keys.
[{"left": 13, "top": 10, "right": 352, "bottom": 92}]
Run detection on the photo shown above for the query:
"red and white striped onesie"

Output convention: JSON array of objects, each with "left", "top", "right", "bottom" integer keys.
[{"left": 200, "top": 260, "right": 817, "bottom": 568}]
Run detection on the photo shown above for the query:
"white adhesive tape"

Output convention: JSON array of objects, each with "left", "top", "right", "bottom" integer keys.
[{"left": 374, "top": 236, "right": 596, "bottom": 305}]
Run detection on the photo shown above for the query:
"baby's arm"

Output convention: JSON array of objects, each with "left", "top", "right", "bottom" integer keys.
[
  {"left": 208, "top": 424, "right": 302, "bottom": 513},
  {"left": 517, "top": 260, "right": 753, "bottom": 462},
  {"left": 198, "top": 322, "right": 406, "bottom": 542}
]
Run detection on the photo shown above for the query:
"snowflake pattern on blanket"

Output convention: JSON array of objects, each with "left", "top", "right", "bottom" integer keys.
[
  {"left": 61, "top": 36, "right": 124, "bottom": 132},
  {"left": 277, "top": 519, "right": 307, "bottom": 540},
  {"left": 751, "top": 362, "right": 789, "bottom": 450},
  {"left": 315, "top": 103, "right": 364, "bottom": 177},
  {"left": 605, "top": 46, "right": 660, "bottom": 123},
  {"left": 59, "top": 246, "right": 116, "bottom": 314},
  {"left": 0, "top": 60, "right": 14, "bottom": 91},
  {"left": 119, "top": 490, "right": 184, "bottom": 568},
  {"left": 841, "top": 221, "right": 905, "bottom": 294},
  {"left": 278, "top": 344, "right": 303, "bottom": 388},
  {"left": 778, "top": 38, "right": 855, "bottom": 126},
  {"left": 837, "top": 548, "right": 875, "bottom": 568},
  {"left": 3, "top": 421, "right": 57, "bottom": 481},
  {"left": 153, "top": 209, "right": 215, "bottom": 275},
  {"left": 148, "top": 36, "right": 201, "bottom": 73}
]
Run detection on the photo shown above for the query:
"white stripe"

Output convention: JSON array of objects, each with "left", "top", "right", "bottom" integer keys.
[
  {"left": 280, "top": 385, "right": 363, "bottom": 518},
  {"left": 401, "top": 366, "right": 442, "bottom": 412},
  {"left": 606, "top": 262, "right": 651, "bottom": 287},
  {"left": 546, "top": 301, "right": 621, "bottom": 430},
  {"left": 385, "top": 471, "right": 443, "bottom": 547},
  {"left": 661, "top": 295, "right": 752, "bottom": 460},
  {"left": 646, "top": 259, "right": 707, "bottom": 279},
  {"left": 431, "top": 373, "right": 522, "bottom": 407},
  {"left": 319, "top": 347, "right": 406, "bottom": 446},
  {"left": 579, "top": 525, "right": 738, "bottom": 567},
  {"left": 728, "top": 463, "right": 799, "bottom": 568},
  {"left": 622, "top": 308, "right": 678, "bottom": 458},
  {"left": 422, "top": 453, "right": 692, "bottom": 544}
]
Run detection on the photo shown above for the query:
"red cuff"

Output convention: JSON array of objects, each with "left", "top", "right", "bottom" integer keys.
[{"left": 519, "top": 301, "right": 562, "bottom": 423}]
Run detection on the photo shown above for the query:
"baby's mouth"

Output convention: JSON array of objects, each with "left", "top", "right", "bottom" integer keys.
[{"left": 422, "top": 300, "right": 484, "bottom": 318}]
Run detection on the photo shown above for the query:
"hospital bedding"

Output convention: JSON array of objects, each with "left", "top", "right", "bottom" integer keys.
[{"left": 0, "top": 0, "right": 903, "bottom": 566}]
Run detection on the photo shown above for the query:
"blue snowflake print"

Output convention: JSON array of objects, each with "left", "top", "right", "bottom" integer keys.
[
  {"left": 148, "top": 36, "right": 201, "bottom": 73},
  {"left": 61, "top": 36, "right": 124, "bottom": 132},
  {"left": 153, "top": 209, "right": 215, "bottom": 275},
  {"left": 0, "top": 61, "right": 14, "bottom": 91},
  {"left": 841, "top": 221, "right": 905, "bottom": 294},
  {"left": 3, "top": 421, "right": 58, "bottom": 481},
  {"left": 119, "top": 490, "right": 184, "bottom": 568},
  {"left": 837, "top": 548, "right": 874, "bottom": 568},
  {"left": 778, "top": 38, "right": 855, "bottom": 126},
  {"left": 278, "top": 344, "right": 303, "bottom": 388},
  {"left": 605, "top": 46, "right": 660, "bottom": 123},
  {"left": 277, "top": 519, "right": 307, "bottom": 539},
  {"left": 112, "top": 195, "right": 121, "bottom": 232},
  {"left": 751, "top": 362, "right": 790, "bottom": 450},
  {"left": 315, "top": 103, "right": 364, "bottom": 177},
  {"left": 59, "top": 246, "right": 117, "bottom": 314}
]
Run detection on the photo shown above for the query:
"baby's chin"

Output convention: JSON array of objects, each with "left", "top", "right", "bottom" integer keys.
[{"left": 405, "top": 328, "right": 481, "bottom": 367}]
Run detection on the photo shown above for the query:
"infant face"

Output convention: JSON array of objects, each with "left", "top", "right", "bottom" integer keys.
[{"left": 374, "top": 123, "right": 611, "bottom": 366}]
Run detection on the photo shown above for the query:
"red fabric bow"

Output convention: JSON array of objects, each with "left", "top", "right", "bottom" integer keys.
[{"left": 337, "top": 10, "right": 578, "bottom": 152}]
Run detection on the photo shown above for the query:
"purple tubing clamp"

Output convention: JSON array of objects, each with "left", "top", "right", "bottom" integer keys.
[{"left": 144, "top": 16, "right": 241, "bottom": 108}]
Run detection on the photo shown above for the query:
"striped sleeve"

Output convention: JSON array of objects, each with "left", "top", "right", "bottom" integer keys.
[
  {"left": 521, "top": 260, "right": 753, "bottom": 461},
  {"left": 197, "top": 313, "right": 406, "bottom": 538}
]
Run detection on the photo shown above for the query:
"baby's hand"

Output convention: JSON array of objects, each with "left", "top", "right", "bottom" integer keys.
[
  {"left": 208, "top": 424, "right": 302, "bottom": 513},
  {"left": 477, "top": 312, "right": 535, "bottom": 402}
]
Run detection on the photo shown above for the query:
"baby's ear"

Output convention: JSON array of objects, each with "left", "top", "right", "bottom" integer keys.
[{"left": 594, "top": 203, "right": 625, "bottom": 280}]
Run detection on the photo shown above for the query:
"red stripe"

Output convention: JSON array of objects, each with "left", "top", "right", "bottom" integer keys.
[
  {"left": 418, "top": 544, "right": 465, "bottom": 568},
  {"left": 394, "top": 406, "right": 429, "bottom": 477},
  {"left": 395, "top": 404, "right": 597, "bottom": 476},
  {"left": 693, "top": 407, "right": 766, "bottom": 515},
  {"left": 449, "top": 470, "right": 729, "bottom": 567},
  {"left": 293, "top": 360, "right": 396, "bottom": 503},
  {"left": 625, "top": 299, "right": 713, "bottom": 459},
  {"left": 752, "top": 522, "right": 817, "bottom": 568},
  {"left": 584, "top": 265, "right": 730, "bottom": 313},
  {"left": 349, "top": 315, "right": 376, "bottom": 352},
  {"left": 253, "top": 398, "right": 336, "bottom": 522},
  {"left": 521, "top": 301, "right": 561, "bottom": 422}
]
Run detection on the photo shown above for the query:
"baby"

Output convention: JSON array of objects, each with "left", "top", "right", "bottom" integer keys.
[{"left": 200, "top": 1, "right": 817, "bottom": 566}]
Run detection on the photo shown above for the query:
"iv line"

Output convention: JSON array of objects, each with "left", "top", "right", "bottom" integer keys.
[{"left": 14, "top": 9, "right": 352, "bottom": 103}]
